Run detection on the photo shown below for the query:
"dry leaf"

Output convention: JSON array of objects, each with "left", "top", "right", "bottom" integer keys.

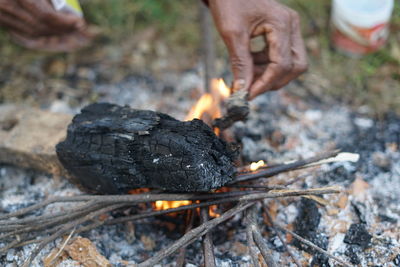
[
  {"left": 350, "top": 177, "right": 370, "bottom": 201},
  {"left": 65, "top": 237, "right": 110, "bottom": 267},
  {"left": 336, "top": 194, "right": 349, "bottom": 209}
]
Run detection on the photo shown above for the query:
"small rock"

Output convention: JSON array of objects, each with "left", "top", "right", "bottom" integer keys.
[
  {"left": 140, "top": 235, "right": 156, "bottom": 251},
  {"left": 393, "top": 254, "right": 400, "bottom": 266},
  {"left": 46, "top": 59, "right": 67, "bottom": 77},
  {"left": 232, "top": 241, "right": 248, "bottom": 255},
  {"left": 372, "top": 151, "right": 391, "bottom": 171},
  {"left": 354, "top": 117, "right": 374, "bottom": 129},
  {"left": 345, "top": 245, "right": 361, "bottom": 265},
  {"left": 343, "top": 223, "right": 372, "bottom": 249},
  {"left": 327, "top": 208, "right": 339, "bottom": 216},
  {"left": 6, "top": 249, "right": 15, "bottom": 262},
  {"left": 77, "top": 67, "right": 96, "bottom": 81}
]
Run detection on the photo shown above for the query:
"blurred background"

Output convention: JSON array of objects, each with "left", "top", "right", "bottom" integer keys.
[{"left": 0, "top": 0, "right": 399, "bottom": 116}]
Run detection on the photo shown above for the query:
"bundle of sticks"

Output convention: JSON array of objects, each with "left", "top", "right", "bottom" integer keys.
[{"left": 0, "top": 151, "right": 353, "bottom": 267}]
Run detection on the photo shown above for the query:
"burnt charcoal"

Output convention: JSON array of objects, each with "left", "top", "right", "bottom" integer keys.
[
  {"left": 344, "top": 245, "right": 361, "bottom": 265},
  {"left": 293, "top": 198, "right": 330, "bottom": 266},
  {"left": 294, "top": 198, "right": 321, "bottom": 235},
  {"left": 393, "top": 254, "right": 400, "bottom": 266},
  {"left": 378, "top": 214, "right": 397, "bottom": 224},
  {"left": 344, "top": 223, "right": 372, "bottom": 249},
  {"left": 317, "top": 165, "right": 356, "bottom": 185},
  {"left": 56, "top": 103, "right": 236, "bottom": 194}
]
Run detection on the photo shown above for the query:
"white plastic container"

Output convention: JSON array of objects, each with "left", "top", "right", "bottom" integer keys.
[{"left": 331, "top": 0, "right": 394, "bottom": 55}]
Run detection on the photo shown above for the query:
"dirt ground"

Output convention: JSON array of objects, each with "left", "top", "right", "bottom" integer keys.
[{"left": 0, "top": 0, "right": 399, "bottom": 116}]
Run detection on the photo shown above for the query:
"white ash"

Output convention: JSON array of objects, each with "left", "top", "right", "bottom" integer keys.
[{"left": 1, "top": 75, "right": 400, "bottom": 266}]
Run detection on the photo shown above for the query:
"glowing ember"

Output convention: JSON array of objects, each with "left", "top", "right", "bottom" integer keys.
[
  {"left": 250, "top": 160, "right": 266, "bottom": 171},
  {"left": 209, "top": 204, "right": 220, "bottom": 218},
  {"left": 154, "top": 200, "right": 191, "bottom": 210}
]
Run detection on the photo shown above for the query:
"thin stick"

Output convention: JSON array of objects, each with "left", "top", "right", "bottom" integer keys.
[
  {"left": 263, "top": 209, "right": 302, "bottom": 267},
  {"left": 246, "top": 205, "right": 278, "bottom": 267},
  {"left": 245, "top": 209, "right": 261, "bottom": 267},
  {"left": 22, "top": 203, "right": 126, "bottom": 267},
  {"left": 252, "top": 230, "right": 278, "bottom": 267},
  {"left": 232, "top": 150, "right": 339, "bottom": 184},
  {"left": 275, "top": 225, "right": 352, "bottom": 267},
  {"left": 0, "top": 201, "right": 105, "bottom": 237},
  {"left": 0, "top": 191, "right": 256, "bottom": 221},
  {"left": 138, "top": 202, "right": 255, "bottom": 267},
  {"left": 201, "top": 207, "right": 216, "bottom": 267},
  {"left": 46, "top": 227, "right": 76, "bottom": 265},
  {"left": 3, "top": 186, "right": 341, "bottom": 263},
  {"left": 176, "top": 210, "right": 195, "bottom": 267},
  {"left": 2, "top": 187, "right": 340, "bottom": 234},
  {"left": 227, "top": 184, "right": 286, "bottom": 190}
]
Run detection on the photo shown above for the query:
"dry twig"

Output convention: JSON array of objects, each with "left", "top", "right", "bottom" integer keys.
[
  {"left": 232, "top": 150, "right": 339, "bottom": 184},
  {"left": 246, "top": 205, "right": 278, "bottom": 267},
  {"left": 200, "top": 207, "right": 216, "bottom": 267},
  {"left": 138, "top": 202, "right": 255, "bottom": 267},
  {"left": 0, "top": 150, "right": 347, "bottom": 265},
  {"left": 275, "top": 225, "right": 352, "bottom": 267}
]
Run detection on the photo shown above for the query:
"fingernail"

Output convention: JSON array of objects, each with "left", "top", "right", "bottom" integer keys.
[{"left": 233, "top": 79, "right": 246, "bottom": 92}]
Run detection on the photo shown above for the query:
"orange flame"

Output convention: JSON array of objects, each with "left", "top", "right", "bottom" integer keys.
[
  {"left": 154, "top": 79, "right": 231, "bottom": 214},
  {"left": 250, "top": 160, "right": 266, "bottom": 171},
  {"left": 154, "top": 200, "right": 192, "bottom": 210},
  {"left": 185, "top": 78, "right": 230, "bottom": 123},
  {"left": 209, "top": 205, "right": 220, "bottom": 217}
]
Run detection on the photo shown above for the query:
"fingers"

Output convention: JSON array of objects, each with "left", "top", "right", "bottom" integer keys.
[
  {"left": 0, "top": 1, "right": 49, "bottom": 37},
  {"left": 272, "top": 12, "right": 308, "bottom": 90},
  {"left": 220, "top": 28, "right": 254, "bottom": 93},
  {"left": 289, "top": 12, "right": 308, "bottom": 78},
  {"left": 251, "top": 47, "right": 269, "bottom": 65},
  {"left": 10, "top": 31, "right": 91, "bottom": 52},
  {"left": 17, "top": 0, "right": 84, "bottom": 33},
  {"left": 249, "top": 22, "right": 293, "bottom": 99},
  {"left": 249, "top": 10, "right": 308, "bottom": 100}
]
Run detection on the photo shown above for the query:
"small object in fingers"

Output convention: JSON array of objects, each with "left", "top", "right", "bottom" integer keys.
[{"left": 213, "top": 90, "right": 249, "bottom": 130}]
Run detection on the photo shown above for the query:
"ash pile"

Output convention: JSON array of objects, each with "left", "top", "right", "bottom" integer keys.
[{"left": 1, "top": 74, "right": 400, "bottom": 266}]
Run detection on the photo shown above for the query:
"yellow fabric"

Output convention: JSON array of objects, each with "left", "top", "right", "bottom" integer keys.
[{"left": 65, "top": 0, "right": 82, "bottom": 14}]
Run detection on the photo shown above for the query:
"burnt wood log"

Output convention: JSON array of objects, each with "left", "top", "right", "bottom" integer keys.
[{"left": 56, "top": 103, "right": 236, "bottom": 194}]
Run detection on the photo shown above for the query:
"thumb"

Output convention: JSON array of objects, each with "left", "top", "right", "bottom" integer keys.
[{"left": 223, "top": 32, "right": 253, "bottom": 93}]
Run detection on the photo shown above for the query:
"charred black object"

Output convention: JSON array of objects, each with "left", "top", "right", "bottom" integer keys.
[
  {"left": 213, "top": 90, "right": 249, "bottom": 130},
  {"left": 56, "top": 103, "right": 237, "bottom": 194}
]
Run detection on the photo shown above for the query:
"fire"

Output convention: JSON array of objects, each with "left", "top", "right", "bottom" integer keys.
[
  {"left": 250, "top": 160, "right": 266, "bottom": 171},
  {"left": 185, "top": 93, "right": 214, "bottom": 121},
  {"left": 185, "top": 78, "right": 231, "bottom": 122},
  {"left": 154, "top": 79, "right": 231, "bottom": 214},
  {"left": 209, "top": 204, "right": 220, "bottom": 218},
  {"left": 216, "top": 78, "right": 231, "bottom": 98},
  {"left": 154, "top": 200, "right": 192, "bottom": 210}
]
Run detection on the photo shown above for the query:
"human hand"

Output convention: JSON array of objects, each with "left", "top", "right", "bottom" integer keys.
[
  {"left": 208, "top": 0, "right": 308, "bottom": 99},
  {"left": 0, "top": 0, "right": 91, "bottom": 52}
]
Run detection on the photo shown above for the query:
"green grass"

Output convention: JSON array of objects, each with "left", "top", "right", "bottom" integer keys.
[{"left": 81, "top": 0, "right": 199, "bottom": 46}]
